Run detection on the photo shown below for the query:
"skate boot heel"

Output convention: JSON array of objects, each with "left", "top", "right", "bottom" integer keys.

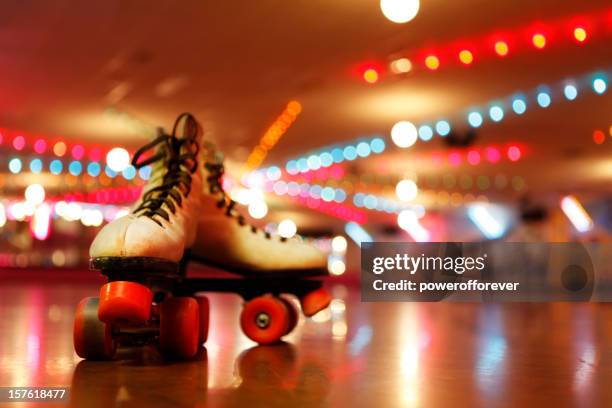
[
  {"left": 300, "top": 288, "right": 332, "bottom": 317},
  {"left": 98, "top": 281, "right": 153, "bottom": 324}
]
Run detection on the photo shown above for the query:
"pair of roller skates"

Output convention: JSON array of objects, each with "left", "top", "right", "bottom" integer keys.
[{"left": 73, "top": 114, "right": 331, "bottom": 360}]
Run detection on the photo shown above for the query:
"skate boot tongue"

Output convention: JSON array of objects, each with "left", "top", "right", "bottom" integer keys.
[{"left": 131, "top": 113, "right": 201, "bottom": 226}]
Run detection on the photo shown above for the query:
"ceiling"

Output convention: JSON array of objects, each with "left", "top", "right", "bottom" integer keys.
[{"left": 0, "top": 0, "right": 610, "bottom": 236}]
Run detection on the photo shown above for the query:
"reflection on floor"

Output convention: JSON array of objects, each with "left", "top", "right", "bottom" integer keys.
[{"left": 1, "top": 274, "right": 612, "bottom": 407}]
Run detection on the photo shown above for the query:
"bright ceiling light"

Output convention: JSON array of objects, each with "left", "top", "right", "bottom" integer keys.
[
  {"left": 397, "top": 210, "right": 429, "bottom": 242},
  {"left": 396, "top": 179, "right": 418, "bottom": 201},
  {"left": 106, "top": 147, "right": 130, "bottom": 172},
  {"left": 278, "top": 219, "right": 297, "bottom": 238},
  {"left": 390, "top": 58, "right": 412, "bottom": 74},
  {"left": 380, "top": 0, "right": 420, "bottom": 24},
  {"left": 25, "top": 184, "right": 45, "bottom": 206},
  {"left": 391, "top": 121, "right": 418, "bottom": 148}
]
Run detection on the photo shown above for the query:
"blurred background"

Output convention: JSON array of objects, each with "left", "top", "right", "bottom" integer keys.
[{"left": 0, "top": 0, "right": 610, "bottom": 276}]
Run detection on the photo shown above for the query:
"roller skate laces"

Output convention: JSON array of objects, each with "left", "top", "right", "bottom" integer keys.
[
  {"left": 203, "top": 143, "right": 290, "bottom": 242},
  {"left": 131, "top": 113, "right": 200, "bottom": 226}
]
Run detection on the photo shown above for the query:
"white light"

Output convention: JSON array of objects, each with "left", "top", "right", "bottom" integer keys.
[
  {"left": 396, "top": 179, "right": 418, "bottom": 201},
  {"left": 391, "top": 121, "right": 418, "bottom": 148},
  {"left": 380, "top": 0, "right": 420, "bottom": 24},
  {"left": 467, "top": 204, "right": 505, "bottom": 239},
  {"left": 328, "top": 258, "right": 346, "bottom": 276},
  {"left": 561, "top": 195, "right": 593, "bottom": 233},
  {"left": 397, "top": 210, "right": 430, "bottom": 242},
  {"left": 9, "top": 202, "right": 27, "bottom": 221},
  {"left": 25, "top": 184, "right": 45, "bottom": 206},
  {"left": 390, "top": 58, "right": 412, "bottom": 74},
  {"left": 278, "top": 219, "right": 297, "bottom": 238},
  {"left": 106, "top": 147, "right": 130, "bottom": 172},
  {"left": 81, "top": 209, "right": 104, "bottom": 227},
  {"left": 0, "top": 203, "right": 6, "bottom": 227},
  {"left": 248, "top": 200, "right": 268, "bottom": 219},
  {"left": 331, "top": 236, "right": 348, "bottom": 253},
  {"left": 63, "top": 202, "right": 83, "bottom": 221},
  {"left": 30, "top": 203, "right": 51, "bottom": 240}
]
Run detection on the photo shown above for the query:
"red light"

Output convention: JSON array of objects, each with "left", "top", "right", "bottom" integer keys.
[
  {"left": 485, "top": 147, "right": 501, "bottom": 163},
  {"left": 494, "top": 41, "right": 509, "bottom": 56},
  {"left": 593, "top": 130, "right": 605, "bottom": 144},
  {"left": 459, "top": 50, "right": 474, "bottom": 65},
  {"left": 532, "top": 33, "right": 547, "bottom": 49},
  {"left": 34, "top": 139, "right": 47, "bottom": 154},
  {"left": 0, "top": 131, "right": 3, "bottom": 145},
  {"left": 12, "top": 135, "right": 25, "bottom": 151},
  {"left": 72, "top": 144, "right": 85, "bottom": 160},
  {"left": 89, "top": 147, "right": 102, "bottom": 161},
  {"left": 467, "top": 150, "right": 481, "bottom": 165},
  {"left": 507, "top": 146, "right": 522, "bottom": 161},
  {"left": 363, "top": 68, "right": 379, "bottom": 84},
  {"left": 573, "top": 27, "right": 587, "bottom": 43},
  {"left": 449, "top": 152, "right": 462, "bottom": 166}
]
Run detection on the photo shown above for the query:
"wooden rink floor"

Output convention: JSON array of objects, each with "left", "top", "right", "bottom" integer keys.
[{"left": 2, "top": 273, "right": 612, "bottom": 407}]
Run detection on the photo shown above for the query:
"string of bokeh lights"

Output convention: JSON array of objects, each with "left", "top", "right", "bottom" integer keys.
[
  {"left": 0, "top": 130, "right": 147, "bottom": 180},
  {"left": 359, "top": 8, "right": 612, "bottom": 82}
]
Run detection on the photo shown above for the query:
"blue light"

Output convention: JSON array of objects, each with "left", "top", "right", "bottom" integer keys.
[
  {"left": 87, "top": 162, "right": 101, "bottom": 177},
  {"left": 489, "top": 105, "right": 504, "bottom": 122},
  {"left": 344, "top": 222, "right": 373, "bottom": 247},
  {"left": 68, "top": 161, "right": 82, "bottom": 176},
  {"left": 343, "top": 145, "right": 358, "bottom": 161},
  {"left": 122, "top": 165, "right": 136, "bottom": 180},
  {"left": 418, "top": 125, "right": 434, "bottom": 141},
  {"left": 334, "top": 188, "right": 347, "bottom": 203},
  {"left": 536, "top": 92, "right": 551, "bottom": 108},
  {"left": 29, "top": 158, "right": 43, "bottom": 173},
  {"left": 511, "top": 98, "right": 527, "bottom": 115},
  {"left": 467, "top": 112, "right": 483, "bottom": 128},
  {"left": 363, "top": 194, "right": 378, "bottom": 209},
  {"left": 307, "top": 155, "right": 321, "bottom": 170},
  {"left": 320, "top": 152, "right": 333, "bottom": 167},
  {"left": 353, "top": 193, "right": 365, "bottom": 207},
  {"left": 593, "top": 77, "right": 607, "bottom": 94},
  {"left": 50, "top": 160, "right": 63, "bottom": 175},
  {"left": 139, "top": 165, "right": 152, "bottom": 180},
  {"left": 266, "top": 166, "right": 281, "bottom": 180},
  {"left": 105, "top": 165, "right": 117, "bottom": 178},
  {"left": 309, "top": 185, "right": 322, "bottom": 199},
  {"left": 8, "top": 158, "right": 22, "bottom": 174},
  {"left": 435, "top": 120, "right": 451, "bottom": 136},
  {"left": 331, "top": 148, "right": 344, "bottom": 163},
  {"left": 370, "top": 138, "right": 386, "bottom": 153},
  {"left": 297, "top": 158, "right": 309, "bottom": 173},
  {"left": 286, "top": 160, "right": 298, "bottom": 175},
  {"left": 563, "top": 84, "right": 578, "bottom": 100},
  {"left": 356, "top": 141, "right": 371, "bottom": 157},
  {"left": 321, "top": 187, "right": 335, "bottom": 202}
]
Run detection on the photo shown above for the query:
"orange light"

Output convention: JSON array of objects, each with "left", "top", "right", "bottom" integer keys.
[
  {"left": 53, "top": 141, "right": 67, "bottom": 157},
  {"left": 424, "top": 55, "right": 440, "bottom": 70},
  {"left": 458, "top": 50, "right": 474, "bottom": 65},
  {"left": 363, "top": 68, "right": 379, "bottom": 83},
  {"left": 573, "top": 27, "right": 587, "bottom": 42},
  {"left": 593, "top": 130, "right": 605, "bottom": 144},
  {"left": 494, "top": 41, "right": 509, "bottom": 56},
  {"left": 532, "top": 33, "right": 546, "bottom": 49},
  {"left": 609, "top": 125, "right": 612, "bottom": 138}
]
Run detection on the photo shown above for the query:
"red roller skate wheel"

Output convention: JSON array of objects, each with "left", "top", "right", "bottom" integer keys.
[
  {"left": 300, "top": 288, "right": 332, "bottom": 317},
  {"left": 98, "top": 281, "right": 153, "bottom": 324},
  {"left": 160, "top": 297, "right": 200, "bottom": 359},
  {"left": 195, "top": 295, "right": 210, "bottom": 344},
  {"left": 74, "top": 297, "right": 116, "bottom": 360},
  {"left": 240, "top": 296, "right": 289, "bottom": 345},
  {"left": 279, "top": 297, "right": 299, "bottom": 335}
]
